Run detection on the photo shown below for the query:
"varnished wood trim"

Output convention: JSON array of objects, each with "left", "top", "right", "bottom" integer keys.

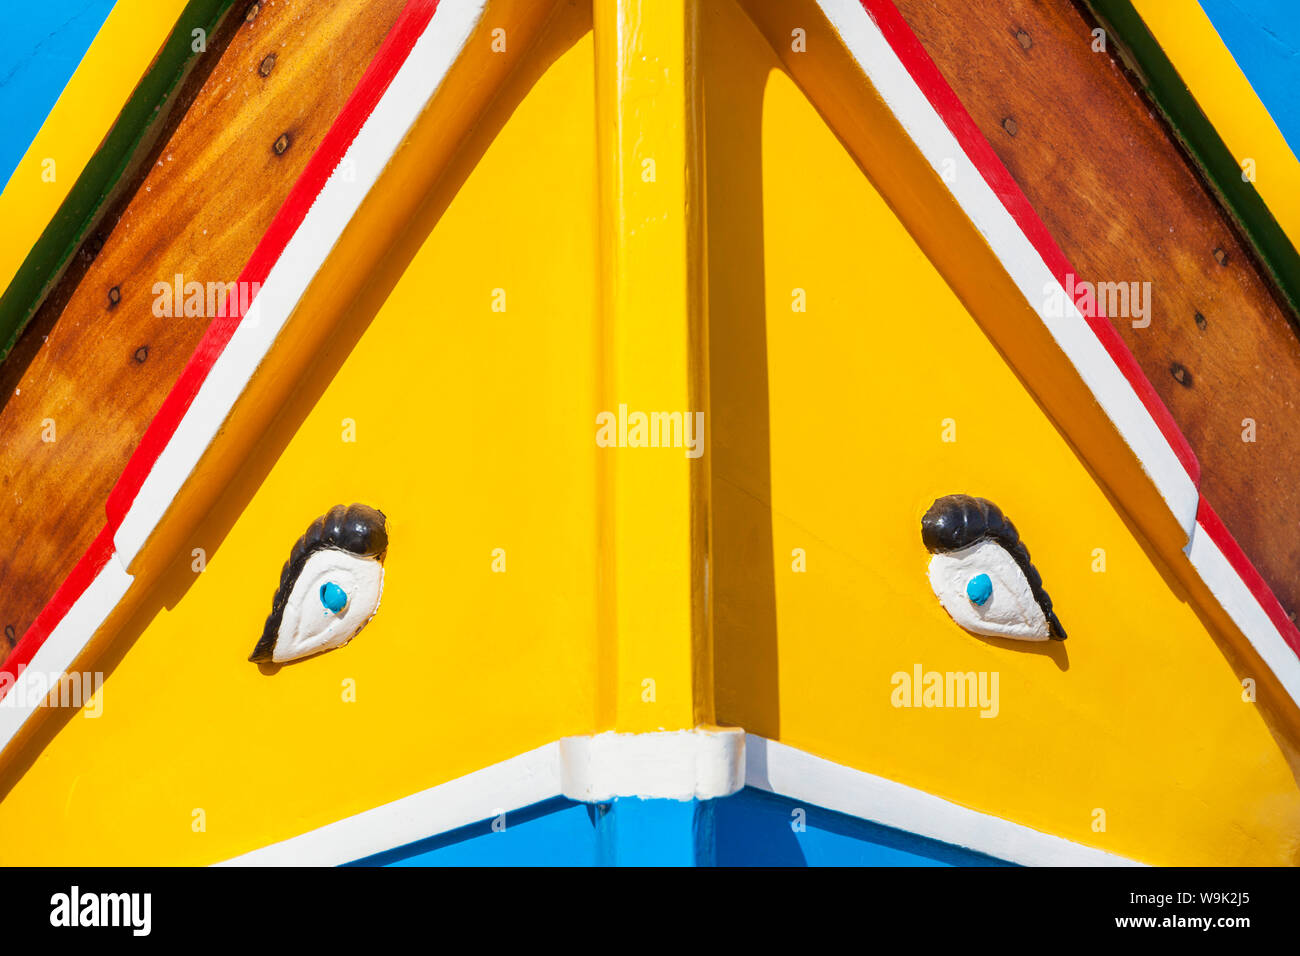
[
  {"left": 0, "top": 0, "right": 537, "bottom": 757},
  {"left": 887, "top": 0, "right": 1300, "bottom": 659},
  {"left": 0, "top": 0, "right": 238, "bottom": 363},
  {"left": 0, "top": 0, "right": 409, "bottom": 654},
  {"left": 1085, "top": 0, "right": 1300, "bottom": 321}
]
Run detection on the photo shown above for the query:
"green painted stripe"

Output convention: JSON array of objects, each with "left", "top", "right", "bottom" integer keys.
[
  {"left": 0, "top": 0, "right": 237, "bottom": 363},
  {"left": 1084, "top": 0, "right": 1300, "bottom": 321}
]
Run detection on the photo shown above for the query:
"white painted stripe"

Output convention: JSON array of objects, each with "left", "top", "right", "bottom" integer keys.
[
  {"left": 0, "top": 0, "right": 488, "bottom": 780},
  {"left": 746, "top": 735, "right": 1144, "bottom": 866},
  {"left": 221, "top": 742, "right": 562, "bottom": 866},
  {"left": 816, "top": 0, "right": 1199, "bottom": 537},
  {"left": 814, "top": 0, "right": 1300, "bottom": 715},
  {"left": 0, "top": 558, "right": 132, "bottom": 759},
  {"left": 114, "top": 0, "right": 489, "bottom": 566},
  {"left": 220, "top": 731, "right": 1139, "bottom": 866},
  {"left": 222, "top": 730, "right": 745, "bottom": 866},
  {"left": 558, "top": 729, "right": 746, "bottom": 802},
  {"left": 1186, "top": 521, "right": 1300, "bottom": 704}
]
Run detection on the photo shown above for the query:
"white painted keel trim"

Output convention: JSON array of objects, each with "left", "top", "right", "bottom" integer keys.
[
  {"left": 220, "top": 730, "right": 1142, "bottom": 867},
  {"left": 221, "top": 741, "right": 562, "bottom": 866},
  {"left": 746, "top": 734, "right": 1144, "bottom": 867},
  {"left": 558, "top": 728, "right": 746, "bottom": 802}
]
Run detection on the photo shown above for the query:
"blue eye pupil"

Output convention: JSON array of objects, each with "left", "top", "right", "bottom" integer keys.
[
  {"left": 320, "top": 582, "right": 348, "bottom": 614},
  {"left": 966, "top": 573, "right": 993, "bottom": 607}
]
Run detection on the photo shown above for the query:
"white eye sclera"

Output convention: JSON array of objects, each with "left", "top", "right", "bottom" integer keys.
[
  {"left": 272, "top": 549, "right": 384, "bottom": 663},
  {"left": 927, "top": 539, "right": 1050, "bottom": 641}
]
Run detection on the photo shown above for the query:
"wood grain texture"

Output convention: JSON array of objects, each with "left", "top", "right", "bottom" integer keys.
[
  {"left": 1086, "top": 0, "right": 1300, "bottom": 320},
  {"left": 0, "top": 0, "right": 406, "bottom": 655},
  {"left": 892, "top": 0, "right": 1300, "bottom": 620},
  {"left": 0, "top": 0, "right": 236, "bottom": 365}
]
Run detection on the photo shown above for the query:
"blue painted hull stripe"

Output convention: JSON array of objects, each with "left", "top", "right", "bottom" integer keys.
[{"left": 348, "top": 789, "right": 1016, "bottom": 867}]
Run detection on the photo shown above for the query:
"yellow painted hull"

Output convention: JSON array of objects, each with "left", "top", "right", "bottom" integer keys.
[{"left": 0, "top": 0, "right": 1297, "bottom": 867}]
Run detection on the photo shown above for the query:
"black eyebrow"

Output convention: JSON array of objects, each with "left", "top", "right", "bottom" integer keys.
[
  {"left": 249, "top": 503, "right": 388, "bottom": 662},
  {"left": 921, "top": 494, "right": 1066, "bottom": 640}
]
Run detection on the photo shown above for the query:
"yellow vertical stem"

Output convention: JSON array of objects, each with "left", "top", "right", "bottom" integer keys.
[{"left": 593, "top": 0, "right": 710, "bottom": 732}]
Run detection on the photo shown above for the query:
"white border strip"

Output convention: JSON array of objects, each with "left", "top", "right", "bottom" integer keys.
[
  {"left": 746, "top": 735, "right": 1143, "bottom": 866},
  {"left": 223, "top": 730, "right": 745, "bottom": 866},
  {"left": 0, "top": 557, "right": 131, "bottom": 756},
  {"left": 114, "top": 0, "right": 489, "bottom": 565},
  {"left": 559, "top": 729, "right": 746, "bottom": 801},
  {"left": 816, "top": 0, "right": 1198, "bottom": 535},
  {"left": 222, "top": 742, "right": 562, "bottom": 866},
  {"left": 1186, "top": 520, "right": 1300, "bottom": 704},
  {"left": 220, "top": 731, "right": 1140, "bottom": 866},
  {"left": 816, "top": 0, "right": 1300, "bottom": 714},
  {"left": 0, "top": 1, "right": 487, "bottom": 760}
]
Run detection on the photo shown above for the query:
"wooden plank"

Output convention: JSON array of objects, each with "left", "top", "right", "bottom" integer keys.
[
  {"left": 0, "top": 0, "right": 235, "bottom": 364},
  {"left": 0, "top": 0, "right": 407, "bottom": 660},
  {"left": 891, "top": 0, "right": 1300, "bottom": 621},
  {"left": 1087, "top": 0, "right": 1300, "bottom": 320}
]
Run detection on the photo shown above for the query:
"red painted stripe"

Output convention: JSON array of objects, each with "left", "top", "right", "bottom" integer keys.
[
  {"left": 1197, "top": 498, "right": 1300, "bottom": 657},
  {"left": 106, "top": 0, "right": 441, "bottom": 525},
  {"left": 0, "top": 527, "right": 115, "bottom": 688},
  {"left": 858, "top": 0, "right": 1201, "bottom": 487},
  {"left": 859, "top": 0, "right": 1300, "bottom": 669},
  {"left": 0, "top": 0, "right": 440, "bottom": 704}
]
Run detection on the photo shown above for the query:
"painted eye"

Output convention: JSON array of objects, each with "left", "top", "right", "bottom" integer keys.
[
  {"left": 320, "top": 582, "right": 349, "bottom": 614},
  {"left": 921, "top": 495, "right": 1065, "bottom": 642},
  {"left": 966, "top": 573, "right": 992, "bottom": 607},
  {"left": 249, "top": 504, "right": 389, "bottom": 664}
]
